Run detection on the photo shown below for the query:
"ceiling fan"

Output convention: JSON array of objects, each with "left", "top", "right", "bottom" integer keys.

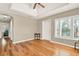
[{"left": 33, "top": 3, "right": 45, "bottom": 9}]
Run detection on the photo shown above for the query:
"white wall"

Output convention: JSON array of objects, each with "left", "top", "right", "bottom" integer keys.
[{"left": 42, "top": 19, "right": 51, "bottom": 40}]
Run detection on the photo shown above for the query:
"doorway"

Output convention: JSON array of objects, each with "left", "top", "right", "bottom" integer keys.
[{"left": 0, "top": 14, "right": 13, "bottom": 45}]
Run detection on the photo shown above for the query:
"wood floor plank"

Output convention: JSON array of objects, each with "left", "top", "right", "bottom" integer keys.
[{"left": 0, "top": 39, "right": 79, "bottom": 56}]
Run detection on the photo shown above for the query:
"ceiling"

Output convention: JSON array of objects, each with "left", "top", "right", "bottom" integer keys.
[{"left": 0, "top": 3, "right": 79, "bottom": 19}]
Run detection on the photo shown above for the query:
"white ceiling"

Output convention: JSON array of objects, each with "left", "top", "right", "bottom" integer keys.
[
  {"left": 32, "top": 3, "right": 68, "bottom": 14},
  {"left": 0, "top": 3, "right": 79, "bottom": 19},
  {"left": 0, "top": 3, "right": 11, "bottom": 9},
  {"left": 10, "top": 3, "right": 68, "bottom": 17}
]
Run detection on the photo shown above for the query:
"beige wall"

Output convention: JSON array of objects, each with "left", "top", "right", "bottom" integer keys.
[
  {"left": 0, "top": 9, "right": 38, "bottom": 43},
  {"left": 13, "top": 15, "right": 37, "bottom": 42}
]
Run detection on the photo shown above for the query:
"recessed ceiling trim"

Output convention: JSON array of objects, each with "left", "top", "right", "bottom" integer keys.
[{"left": 37, "top": 3, "right": 79, "bottom": 19}]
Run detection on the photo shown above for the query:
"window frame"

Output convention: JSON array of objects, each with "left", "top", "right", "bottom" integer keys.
[{"left": 55, "top": 15, "right": 79, "bottom": 40}]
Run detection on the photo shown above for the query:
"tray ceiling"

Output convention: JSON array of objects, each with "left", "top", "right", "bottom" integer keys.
[{"left": 0, "top": 3, "right": 79, "bottom": 19}]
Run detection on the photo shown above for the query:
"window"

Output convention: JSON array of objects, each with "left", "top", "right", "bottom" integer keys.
[
  {"left": 55, "top": 15, "right": 79, "bottom": 40},
  {"left": 74, "top": 17, "right": 79, "bottom": 38}
]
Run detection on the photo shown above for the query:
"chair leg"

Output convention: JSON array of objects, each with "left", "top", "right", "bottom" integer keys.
[{"left": 74, "top": 42, "right": 76, "bottom": 49}]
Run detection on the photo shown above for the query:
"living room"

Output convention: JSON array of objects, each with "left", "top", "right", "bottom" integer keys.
[{"left": 0, "top": 3, "right": 79, "bottom": 56}]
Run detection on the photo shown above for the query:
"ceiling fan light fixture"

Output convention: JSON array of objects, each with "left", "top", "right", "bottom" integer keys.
[
  {"left": 33, "top": 3, "right": 45, "bottom": 9},
  {"left": 33, "top": 8, "right": 37, "bottom": 11}
]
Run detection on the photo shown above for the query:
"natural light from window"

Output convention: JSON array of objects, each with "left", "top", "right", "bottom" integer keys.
[{"left": 55, "top": 15, "right": 79, "bottom": 40}]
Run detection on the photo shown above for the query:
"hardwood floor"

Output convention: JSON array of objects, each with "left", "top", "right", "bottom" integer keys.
[{"left": 0, "top": 39, "right": 79, "bottom": 56}]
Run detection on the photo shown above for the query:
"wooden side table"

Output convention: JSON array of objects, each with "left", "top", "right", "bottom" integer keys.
[{"left": 34, "top": 33, "right": 41, "bottom": 40}]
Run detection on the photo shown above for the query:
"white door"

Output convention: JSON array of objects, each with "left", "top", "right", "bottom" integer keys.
[{"left": 42, "top": 19, "right": 51, "bottom": 40}]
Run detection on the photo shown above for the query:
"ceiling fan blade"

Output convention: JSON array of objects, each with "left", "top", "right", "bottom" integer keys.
[
  {"left": 33, "top": 3, "right": 37, "bottom": 9},
  {"left": 38, "top": 3, "right": 45, "bottom": 8}
]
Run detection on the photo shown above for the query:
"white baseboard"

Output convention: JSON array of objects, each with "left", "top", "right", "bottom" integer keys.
[
  {"left": 13, "top": 38, "right": 79, "bottom": 49},
  {"left": 13, "top": 38, "right": 33, "bottom": 44},
  {"left": 50, "top": 40, "right": 79, "bottom": 49}
]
